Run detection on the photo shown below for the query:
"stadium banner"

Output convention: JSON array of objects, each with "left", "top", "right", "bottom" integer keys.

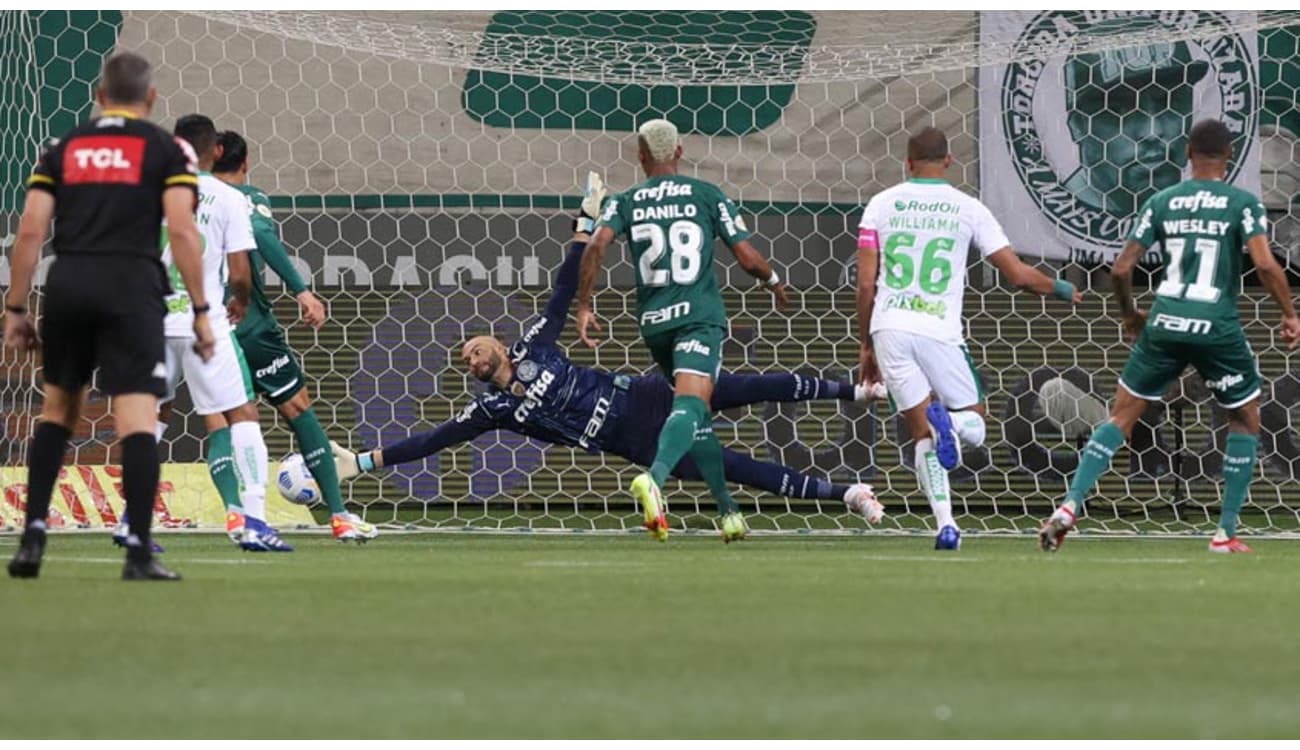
[
  {"left": 0, "top": 464, "right": 316, "bottom": 531},
  {"left": 979, "top": 10, "right": 1263, "bottom": 264}
]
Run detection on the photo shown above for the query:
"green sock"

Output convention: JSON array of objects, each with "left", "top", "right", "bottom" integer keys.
[
  {"left": 207, "top": 427, "right": 243, "bottom": 511},
  {"left": 1066, "top": 421, "right": 1125, "bottom": 509},
  {"left": 1219, "top": 433, "right": 1258, "bottom": 538},
  {"left": 291, "top": 408, "right": 347, "bottom": 516},
  {"left": 649, "top": 396, "right": 706, "bottom": 488},
  {"left": 687, "top": 419, "right": 739, "bottom": 516}
]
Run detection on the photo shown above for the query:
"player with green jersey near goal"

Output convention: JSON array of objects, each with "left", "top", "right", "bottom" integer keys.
[
  {"left": 1040, "top": 120, "right": 1300, "bottom": 554},
  {"left": 212, "top": 130, "right": 378, "bottom": 543},
  {"left": 857, "top": 127, "right": 1080, "bottom": 550},
  {"left": 577, "top": 119, "right": 789, "bottom": 543}
]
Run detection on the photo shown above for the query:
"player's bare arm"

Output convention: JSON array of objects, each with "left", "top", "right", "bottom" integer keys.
[
  {"left": 987, "top": 247, "right": 1084, "bottom": 303},
  {"left": 225, "top": 249, "right": 253, "bottom": 325},
  {"left": 3, "top": 190, "right": 54, "bottom": 353},
  {"left": 728, "top": 239, "right": 789, "bottom": 309},
  {"left": 575, "top": 224, "right": 614, "bottom": 348},
  {"left": 163, "top": 186, "right": 214, "bottom": 361},
  {"left": 1245, "top": 234, "right": 1300, "bottom": 348},
  {"left": 855, "top": 231, "right": 880, "bottom": 385},
  {"left": 1110, "top": 239, "right": 1148, "bottom": 342}
]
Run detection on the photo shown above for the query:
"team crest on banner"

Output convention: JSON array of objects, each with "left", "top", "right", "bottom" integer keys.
[{"left": 979, "top": 11, "right": 1261, "bottom": 263}]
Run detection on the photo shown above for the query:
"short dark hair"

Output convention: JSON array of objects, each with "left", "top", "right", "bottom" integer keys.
[
  {"left": 174, "top": 114, "right": 218, "bottom": 160},
  {"left": 908, "top": 127, "right": 948, "bottom": 162},
  {"left": 213, "top": 130, "right": 248, "bottom": 173},
  {"left": 100, "top": 52, "right": 152, "bottom": 105},
  {"left": 1188, "top": 119, "right": 1232, "bottom": 159}
]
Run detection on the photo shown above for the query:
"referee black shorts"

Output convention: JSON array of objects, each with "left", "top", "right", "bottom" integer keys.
[{"left": 41, "top": 255, "right": 169, "bottom": 397}]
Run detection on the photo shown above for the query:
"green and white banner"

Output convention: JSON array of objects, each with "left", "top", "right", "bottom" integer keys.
[{"left": 979, "top": 10, "right": 1262, "bottom": 263}]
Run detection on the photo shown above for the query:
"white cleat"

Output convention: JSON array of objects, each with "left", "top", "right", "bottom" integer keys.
[
  {"left": 1038, "top": 505, "right": 1076, "bottom": 552},
  {"left": 845, "top": 483, "right": 885, "bottom": 525}
]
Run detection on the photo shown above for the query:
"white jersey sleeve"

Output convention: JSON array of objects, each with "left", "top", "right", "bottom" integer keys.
[
  {"left": 221, "top": 187, "right": 256, "bottom": 255},
  {"left": 970, "top": 200, "right": 1011, "bottom": 258}
]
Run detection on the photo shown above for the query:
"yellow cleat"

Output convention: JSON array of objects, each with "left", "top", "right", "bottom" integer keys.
[
  {"left": 720, "top": 512, "right": 748, "bottom": 544},
  {"left": 631, "top": 473, "right": 669, "bottom": 542}
]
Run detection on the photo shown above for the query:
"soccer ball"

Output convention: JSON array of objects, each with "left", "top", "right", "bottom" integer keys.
[{"left": 276, "top": 453, "right": 320, "bottom": 506}]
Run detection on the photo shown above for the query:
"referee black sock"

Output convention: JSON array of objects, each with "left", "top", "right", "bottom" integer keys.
[
  {"left": 24, "top": 422, "right": 71, "bottom": 528},
  {"left": 121, "top": 432, "right": 160, "bottom": 562}
]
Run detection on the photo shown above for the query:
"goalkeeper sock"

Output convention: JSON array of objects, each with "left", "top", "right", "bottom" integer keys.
[
  {"left": 916, "top": 437, "right": 955, "bottom": 529},
  {"left": 649, "top": 396, "right": 705, "bottom": 488},
  {"left": 291, "top": 408, "right": 347, "bottom": 515},
  {"left": 23, "top": 422, "right": 71, "bottom": 527},
  {"left": 206, "top": 427, "right": 243, "bottom": 512},
  {"left": 1218, "top": 433, "right": 1258, "bottom": 538},
  {"left": 950, "top": 410, "right": 986, "bottom": 448},
  {"left": 155, "top": 421, "right": 168, "bottom": 442},
  {"left": 702, "top": 449, "right": 847, "bottom": 500},
  {"left": 708, "top": 373, "right": 849, "bottom": 409},
  {"left": 686, "top": 420, "right": 740, "bottom": 516},
  {"left": 1064, "top": 421, "right": 1125, "bottom": 511},
  {"left": 230, "top": 421, "right": 268, "bottom": 521}
]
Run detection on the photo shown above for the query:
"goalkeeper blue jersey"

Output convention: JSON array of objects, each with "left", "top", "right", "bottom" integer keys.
[{"left": 408, "top": 242, "right": 631, "bottom": 454}]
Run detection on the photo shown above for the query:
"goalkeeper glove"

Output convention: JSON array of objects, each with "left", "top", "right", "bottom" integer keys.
[{"left": 574, "top": 171, "right": 607, "bottom": 234}]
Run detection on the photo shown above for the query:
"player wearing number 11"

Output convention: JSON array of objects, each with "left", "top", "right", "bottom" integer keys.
[
  {"left": 857, "top": 127, "right": 1081, "bottom": 550},
  {"left": 577, "top": 118, "right": 790, "bottom": 543},
  {"left": 1040, "top": 119, "right": 1300, "bottom": 554}
]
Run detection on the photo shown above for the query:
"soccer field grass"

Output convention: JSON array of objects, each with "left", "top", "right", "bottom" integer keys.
[{"left": 1, "top": 533, "right": 1296, "bottom": 739}]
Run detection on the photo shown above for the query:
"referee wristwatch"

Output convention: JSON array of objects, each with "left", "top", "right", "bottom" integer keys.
[{"left": 192, "top": 303, "right": 211, "bottom": 315}]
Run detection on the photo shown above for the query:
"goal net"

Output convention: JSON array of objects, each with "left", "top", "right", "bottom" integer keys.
[{"left": 3, "top": 10, "right": 1300, "bottom": 536}]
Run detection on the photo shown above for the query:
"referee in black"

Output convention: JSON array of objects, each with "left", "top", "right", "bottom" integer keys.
[{"left": 4, "top": 52, "right": 214, "bottom": 581}]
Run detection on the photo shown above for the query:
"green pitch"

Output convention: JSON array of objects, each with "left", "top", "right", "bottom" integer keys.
[{"left": 2, "top": 534, "right": 1296, "bottom": 739}]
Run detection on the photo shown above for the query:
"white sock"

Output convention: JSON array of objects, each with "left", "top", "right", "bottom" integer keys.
[
  {"left": 950, "top": 410, "right": 986, "bottom": 448},
  {"left": 916, "top": 438, "right": 955, "bottom": 530},
  {"left": 229, "top": 421, "right": 269, "bottom": 522},
  {"left": 155, "top": 421, "right": 168, "bottom": 441}
]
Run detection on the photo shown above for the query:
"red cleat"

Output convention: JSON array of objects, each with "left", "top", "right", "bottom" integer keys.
[{"left": 1209, "top": 536, "right": 1252, "bottom": 554}]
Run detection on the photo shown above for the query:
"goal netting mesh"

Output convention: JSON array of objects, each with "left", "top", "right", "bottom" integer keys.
[{"left": 4, "top": 10, "right": 1300, "bottom": 536}]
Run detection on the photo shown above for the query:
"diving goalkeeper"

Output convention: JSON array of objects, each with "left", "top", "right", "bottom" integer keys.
[{"left": 332, "top": 176, "right": 884, "bottom": 531}]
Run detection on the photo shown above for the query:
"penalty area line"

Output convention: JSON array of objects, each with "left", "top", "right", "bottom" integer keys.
[{"left": 44, "top": 556, "right": 267, "bottom": 566}]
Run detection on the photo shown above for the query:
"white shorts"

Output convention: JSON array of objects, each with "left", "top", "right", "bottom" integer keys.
[
  {"left": 872, "top": 329, "right": 983, "bottom": 413},
  {"left": 163, "top": 331, "right": 253, "bottom": 416}
]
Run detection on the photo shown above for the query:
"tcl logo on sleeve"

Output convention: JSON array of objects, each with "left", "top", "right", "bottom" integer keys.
[{"left": 62, "top": 135, "right": 146, "bottom": 185}]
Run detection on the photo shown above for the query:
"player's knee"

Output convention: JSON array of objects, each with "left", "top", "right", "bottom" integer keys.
[{"left": 277, "top": 389, "right": 310, "bottom": 420}]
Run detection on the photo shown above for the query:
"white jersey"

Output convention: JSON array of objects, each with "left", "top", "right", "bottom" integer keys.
[
  {"left": 162, "top": 172, "right": 255, "bottom": 338},
  {"left": 859, "top": 179, "right": 1011, "bottom": 345}
]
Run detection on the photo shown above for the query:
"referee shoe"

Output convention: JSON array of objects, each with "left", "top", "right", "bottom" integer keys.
[{"left": 7, "top": 527, "right": 46, "bottom": 579}]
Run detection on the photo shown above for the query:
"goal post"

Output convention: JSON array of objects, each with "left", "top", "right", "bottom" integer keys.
[{"left": 3, "top": 10, "right": 1300, "bottom": 536}]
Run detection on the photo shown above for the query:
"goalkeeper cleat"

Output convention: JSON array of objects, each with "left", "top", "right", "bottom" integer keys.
[
  {"left": 241, "top": 518, "right": 295, "bottom": 552},
  {"left": 121, "top": 557, "right": 182, "bottom": 581},
  {"left": 720, "top": 512, "right": 748, "bottom": 544},
  {"left": 935, "top": 525, "right": 962, "bottom": 550},
  {"left": 925, "top": 401, "right": 960, "bottom": 470},
  {"left": 1038, "top": 505, "right": 1076, "bottom": 553},
  {"left": 225, "top": 509, "right": 247, "bottom": 545},
  {"left": 7, "top": 527, "right": 46, "bottom": 579},
  {"left": 1209, "top": 535, "right": 1252, "bottom": 554},
  {"left": 331, "top": 512, "right": 379, "bottom": 543},
  {"left": 112, "top": 513, "right": 164, "bottom": 554},
  {"left": 856, "top": 382, "right": 889, "bottom": 402},
  {"left": 630, "top": 473, "right": 669, "bottom": 542},
  {"left": 844, "top": 484, "right": 885, "bottom": 525},
  {"left": 331, "top": 441, "right": 360, "bottom": 480}
]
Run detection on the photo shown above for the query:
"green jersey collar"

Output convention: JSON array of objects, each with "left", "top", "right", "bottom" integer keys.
[{"left": 907, "top": 177, "right": 948, "bottom": 185}]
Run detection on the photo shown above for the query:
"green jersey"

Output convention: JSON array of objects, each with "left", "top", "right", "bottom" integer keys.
[
  {"left": 232, "top": 183, "right": 310, "bottom": 333},
  {"left": 1129, "top": 179, "right": 1269, "bottom": 337},
  {"left": 596, "top": 174, "right": 750, "bottom": 336}
]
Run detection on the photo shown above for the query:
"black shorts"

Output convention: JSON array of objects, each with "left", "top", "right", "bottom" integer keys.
[{"left": 41, "top": 256, "right": 168, "bottom": 397}]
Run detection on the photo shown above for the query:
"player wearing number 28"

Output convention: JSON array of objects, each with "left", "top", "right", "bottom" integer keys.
[
  {"left": 1040, "top": 120, "right": 1300, "bottom": 555},
  {"left": 857, "top": 127, "right": 1080, "bottom": 550},
  {"left": 578, "top": 119, "right": 790, "bottom": 543}
]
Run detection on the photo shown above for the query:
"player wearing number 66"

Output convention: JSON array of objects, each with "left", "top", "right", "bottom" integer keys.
[
  {"left": 857, "top": 127, "right": 1082, "bottom": 551},
  {"left": 1040, "top": 120, "right": 1300, "bottom": 555}
]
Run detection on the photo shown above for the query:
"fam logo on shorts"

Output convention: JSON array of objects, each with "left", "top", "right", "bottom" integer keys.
[{"left": 999, "top": 10, "right": 1257, "bottom": 250}]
